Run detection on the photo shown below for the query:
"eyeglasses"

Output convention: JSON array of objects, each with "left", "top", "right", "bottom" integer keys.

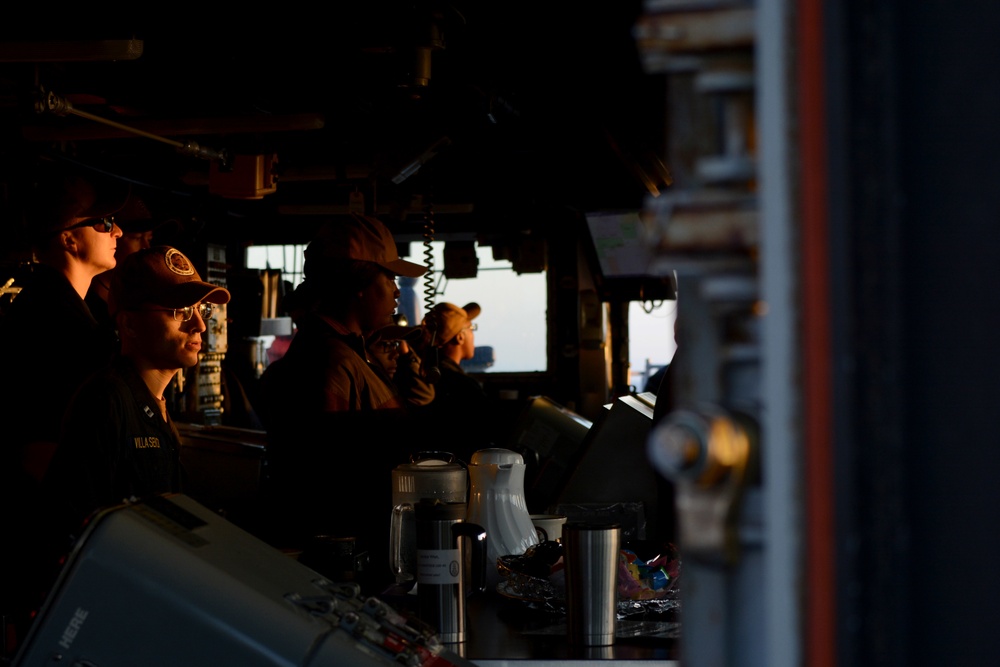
[
  {"left": 465, "top": 323, "right": 478, "bottom": 332},
  {"left": 377, "top": 340, "right": 401, "bottom": 352},
  {"left": 60, "top": 216, "right": 116, "bottom": 233},
  {"left": 135, "top": 303, "right": 216, "bottom": 322}
]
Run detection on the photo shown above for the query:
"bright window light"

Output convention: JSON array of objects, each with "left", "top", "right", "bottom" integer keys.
[{"left": 245, "top": 241, "right": 548, "bottom": 373}]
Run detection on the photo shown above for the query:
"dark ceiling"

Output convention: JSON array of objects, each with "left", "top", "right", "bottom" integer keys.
[{"left": 0, "top": 4, "right": 668, "bottom": 248}]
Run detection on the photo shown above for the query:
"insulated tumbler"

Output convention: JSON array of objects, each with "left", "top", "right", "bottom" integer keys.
[{"left": 563, "top": 522, "right": 621, "bottom": 646}]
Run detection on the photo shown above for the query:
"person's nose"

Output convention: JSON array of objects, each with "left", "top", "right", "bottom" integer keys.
[
  {"left": 185, "top": 311, "right": 208, "bottom": 333},
  {"left": 111, "top": 223, "right": 123, "bottom": 239}
]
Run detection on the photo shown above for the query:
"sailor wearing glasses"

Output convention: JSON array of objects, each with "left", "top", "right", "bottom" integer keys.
[
  {"left": 0, "top": 166, "right": 129, "bottom": 471},
  {"left": 418, "top": 301, "right": 496, "bottom": 461},
  {"left": 367, "top": 317, "right": 435, "bottom": 409},
  {"left": 41, "top": 246, "right": 230, "bottom": 558},
  {"left": 0, "top": 164, "right": 131, "bottom": 635},
  {"left": 85, "top": 193, "right": 166, "bottom": 343}
]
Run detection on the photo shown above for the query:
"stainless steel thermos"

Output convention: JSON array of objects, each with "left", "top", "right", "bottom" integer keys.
[{"left": 415, "top": 499, "right": 487, "bottom": 644}]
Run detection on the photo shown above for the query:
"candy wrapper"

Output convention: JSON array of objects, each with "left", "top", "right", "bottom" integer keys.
[{"left": 617, "top": 543, "right": 681, "bottom": 601}]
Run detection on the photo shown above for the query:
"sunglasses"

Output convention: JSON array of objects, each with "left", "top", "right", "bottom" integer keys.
[
  {"left": 376, "top": 340, "right": 402, "bottom": 352},
  {"left": 60, "top": 216, "right": 116, "bottom": 233},
  {"left": 133, "top": 303, "right": 216, "bottom": 322}
]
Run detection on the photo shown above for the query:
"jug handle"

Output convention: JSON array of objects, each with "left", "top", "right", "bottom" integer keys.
[
  {"left": 389, "top": 503, "right": 415, "bottom": 582},
  {"left": 451, "top": 522, "right": 488, "bottom": 594}
]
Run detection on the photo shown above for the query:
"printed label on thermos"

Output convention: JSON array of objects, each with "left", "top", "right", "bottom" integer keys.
[{"left": 416, "top": 549, "right": 461, "bottom": 584}]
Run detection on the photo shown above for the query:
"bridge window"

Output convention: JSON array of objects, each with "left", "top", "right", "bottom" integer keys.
[{"left": 245, "top": 240, "right": 548, "bottom": 373}]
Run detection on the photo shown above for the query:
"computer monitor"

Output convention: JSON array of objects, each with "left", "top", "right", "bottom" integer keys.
[
  {"left": 504, "top": 395, "right": 593, "bottom": 514},
  {"left": 583, "top": 210, "right": 676, "bottom": 302},
  {"left": 555, "top": 392, "right": 672, "bottom": 543}
]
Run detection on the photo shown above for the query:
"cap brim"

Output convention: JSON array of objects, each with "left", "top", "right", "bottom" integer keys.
[
  {"left": 463, "top": 302, "right": 481, "bottom": 320},
  {"left": 382, "top": 258, "right": 428, "bottom": 278}
]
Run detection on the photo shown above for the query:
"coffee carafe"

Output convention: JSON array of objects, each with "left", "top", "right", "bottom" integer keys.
[
  {"left": 466, "top": 448, "right": 539, "bottom": 589},
  {"left": 415, "top": 499, "right": 487, "bottom": 644},
  {"left": 390, "top": 452, "right": 468, "bottom": 584}
]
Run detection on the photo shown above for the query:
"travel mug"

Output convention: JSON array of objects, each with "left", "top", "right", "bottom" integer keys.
[
  {"left": 563, "top": 522, "right": 621, "bottom": 646},
  {"left": 415, "top": 499, "right": 487, "bottom": 644}
]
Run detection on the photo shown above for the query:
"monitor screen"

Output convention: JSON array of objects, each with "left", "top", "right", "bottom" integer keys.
[
  {"left": 583, "top": 211, "right": 675, "bottom": 302},
  {"left": 584, "top": 210, "right": 654, "bottom": 278}
]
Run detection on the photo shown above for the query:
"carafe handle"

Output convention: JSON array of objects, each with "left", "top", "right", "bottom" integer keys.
[{"left": 389, "top": 503, "right": 415, "bottom": 583}]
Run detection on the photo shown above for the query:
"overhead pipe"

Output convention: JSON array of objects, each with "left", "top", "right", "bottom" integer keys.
[{"left": 34, "top": 88, "right": 230, "bottom": 167}]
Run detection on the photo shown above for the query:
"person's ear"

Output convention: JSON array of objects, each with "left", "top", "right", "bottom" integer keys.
[
  {"left": 117, "top": 311, "right": 139, "bottom": 339},
  {"left": 60, "top": 230, "right": 78, "bottom": 253}
]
